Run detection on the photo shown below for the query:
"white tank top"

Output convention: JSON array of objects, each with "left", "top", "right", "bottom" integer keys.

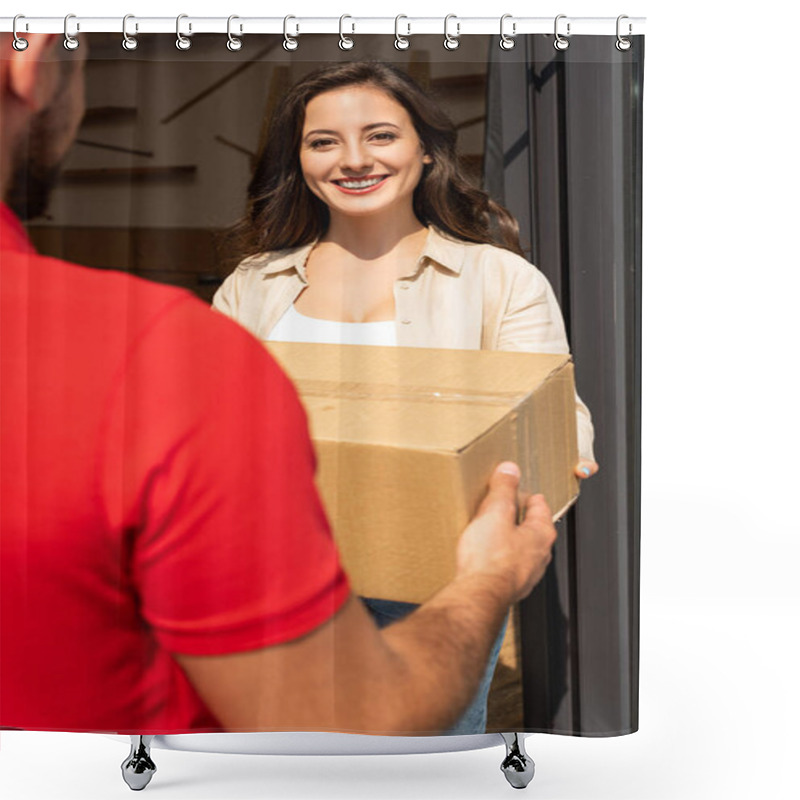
[{"left": 267, "top": 304, "right": 397, "bottom": 347}]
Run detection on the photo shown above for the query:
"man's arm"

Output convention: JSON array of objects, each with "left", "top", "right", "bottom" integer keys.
[{"left": 174, "top": 463, "right": 556, "bottom": 734}]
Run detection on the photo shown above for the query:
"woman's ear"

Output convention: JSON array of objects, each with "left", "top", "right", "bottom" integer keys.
[{"left": 422, "top": 154, "right": 433, "bottom": 165}]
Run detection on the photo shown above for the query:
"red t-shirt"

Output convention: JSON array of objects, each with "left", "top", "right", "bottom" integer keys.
[{"left": 0, "top": 204, "right": 350, "bottom": 733}]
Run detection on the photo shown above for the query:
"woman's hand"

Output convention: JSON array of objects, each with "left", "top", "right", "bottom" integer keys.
[{"left": 575, "top": 459, "right": 599, "bottom": 480}]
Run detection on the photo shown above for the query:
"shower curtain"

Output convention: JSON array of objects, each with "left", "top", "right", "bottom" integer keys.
[{"left": 1, "top": 24, "right": 643, "bottom": 743}]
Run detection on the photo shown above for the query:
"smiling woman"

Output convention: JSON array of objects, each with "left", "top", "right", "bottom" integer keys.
[
  {"left": 225, "top": 61, "right": 524, "bottom": 258},
  {"left": 213, "top": 60, "right": 598, "bottom": 736},
  {"left": 295, "top": 84, "right": 433, "bottom": 322}
]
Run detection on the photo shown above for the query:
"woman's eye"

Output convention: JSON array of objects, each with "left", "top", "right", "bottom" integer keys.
[
  {"left": 371, "top": 132, "right": 397, "bottom": 142},
  {"left": 309, "top": 139, "right": 335, "bottom": 149}
]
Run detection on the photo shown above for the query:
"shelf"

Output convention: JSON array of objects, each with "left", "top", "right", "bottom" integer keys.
[
  {"left": 82, "top": 106, "right": 138, "bottom": 125},
  {"left": 60, "top": 166, "right": 197, "bottom": 184}
]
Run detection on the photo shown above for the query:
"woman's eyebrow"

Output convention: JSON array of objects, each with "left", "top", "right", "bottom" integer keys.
[
  {"left": 303, "top": 122, "right": 401, "bottom": 140},
  {"left": 363, "top": 122, "right": 400, "bottom": 132}
]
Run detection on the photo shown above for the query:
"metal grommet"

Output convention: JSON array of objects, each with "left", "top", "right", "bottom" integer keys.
[
  {"left": 176, "top": 13, "right": 192, "bottom": 50},
  {"left": 122, "top": 14, "right": 138, "bottom": 51},
  {"left": 12, "top": 15, "right": 28, "bottom": 51},
  {"left": 499, "top": 13, "right": 515, "bottom": 50},
  {"left": 283, "top": 15, "right": 298, "bottom": 51},
  {"left": 616, "top": 14, "right": 632, "bottom": 51},
  {"left": 339, "top": 15, "right": 354, "bottom": 50},
  {"left": 227, "top": 15, "right": 243, "bottom": 51},
  {"left": 554, "top": 14, "right": 570, "bottom": 51},
  {"left": 63, "top": 13, "right": 79, "bottom": 51},
  {"left": 443, "top": 14, "right": 460, "bottom": 51},
  {"left": 394, "top": 15, "right": 410, "bottom": 50}
]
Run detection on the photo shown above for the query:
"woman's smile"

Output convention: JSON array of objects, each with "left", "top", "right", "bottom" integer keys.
[{"left": 331, "top": 175, "right": 390, "bottom": 194}]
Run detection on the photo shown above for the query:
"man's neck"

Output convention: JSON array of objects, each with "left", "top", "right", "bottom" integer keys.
[{"left": 0, "top": 104, "right": 24, "bottom": 205}]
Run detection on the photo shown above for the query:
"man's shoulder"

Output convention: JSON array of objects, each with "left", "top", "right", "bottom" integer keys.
[
  {"left": 3, "top": 249, "right": 275, "bottom": 368},
  {"left": 3, "top": 248, "right": 195, "bottom": 319},
  {"left": 51, "top": 253, "right": 197, "bottom": 312}
]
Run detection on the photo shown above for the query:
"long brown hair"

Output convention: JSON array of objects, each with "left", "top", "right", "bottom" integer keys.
[{"left": 230, "top": 61, "right": 524, "bottom": 261}]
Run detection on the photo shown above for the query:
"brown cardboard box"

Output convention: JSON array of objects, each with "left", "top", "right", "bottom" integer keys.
[{"left": 266, "top": 342, "right": 579, "bottom": 604}]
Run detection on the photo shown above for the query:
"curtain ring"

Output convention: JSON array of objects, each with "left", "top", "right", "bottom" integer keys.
[
  {"left": 122, "top": 14, "right": 138, "bottom": 51},
  {"left": 227, "top": 15, "right": 243, "bottom": 51},
  {"left": 63, "top": 13, "right": 79, "bottom": 51},
  {"left": 394, "top": 15, "right": 410, "bottom": 50},
  {"left": 443, "top": 14, "right": 459, "bottom": 51},
  {"left": 338, "top": 15, "right": 354, "bottom": 50},
  {"left": 283, "top": 15, "right": 299, "bottom": 51},
  {"left": 499, "top": 14, "right": 515, "bottom": 50},
  {"left": 12, "top": 15, "right": 28, "bottom": 51},
  {"left": 176, "top": 14, "right": 192, "bottom": 50},
  {"left": 554, "top": 14, "right": 570, "bottom": 51},
  {"left": 616, "top": 14, "right": 632, "bottom": 51}
]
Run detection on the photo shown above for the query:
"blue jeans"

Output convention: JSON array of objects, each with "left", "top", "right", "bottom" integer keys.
[{"left": 361, "top": 597, "right": 507, "bottom": 734}]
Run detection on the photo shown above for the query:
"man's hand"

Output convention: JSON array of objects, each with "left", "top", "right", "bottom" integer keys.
[
  {"left": 174, "top": 461, "right": 558, "bottom": 734},
  {"left": 455, "top": 462, "right": 557, "bottom": 605}
]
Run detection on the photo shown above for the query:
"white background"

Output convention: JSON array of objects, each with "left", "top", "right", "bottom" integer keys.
[{"left": 2, "top": 1, "right": 799, "bottom": 798}]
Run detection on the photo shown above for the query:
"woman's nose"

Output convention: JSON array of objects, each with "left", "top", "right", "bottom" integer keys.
[{"left": 340, "top": 141, "right": 372, "bottom": 173}]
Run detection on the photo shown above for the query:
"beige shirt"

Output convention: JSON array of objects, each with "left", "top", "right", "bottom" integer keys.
[{"left": 213, "top": 226, "right": 595, "bottom": 461}]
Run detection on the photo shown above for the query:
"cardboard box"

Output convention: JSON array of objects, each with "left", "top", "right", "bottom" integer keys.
[{"left": 266, "top": 342, "right": 579, "bottom": 604}]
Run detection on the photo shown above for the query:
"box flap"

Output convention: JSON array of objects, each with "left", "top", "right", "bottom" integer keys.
[{"left": 266, "top": 342, "right": 572, "bottom": 453}]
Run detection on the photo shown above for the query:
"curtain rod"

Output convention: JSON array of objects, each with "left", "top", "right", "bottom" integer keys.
[{"left": 0, "top": 16, "right": 646, "bottom": 37}]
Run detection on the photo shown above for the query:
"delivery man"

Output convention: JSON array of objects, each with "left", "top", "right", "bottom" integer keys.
[{"left": 0, "top": 33, "right": 557, "bottom": 740}]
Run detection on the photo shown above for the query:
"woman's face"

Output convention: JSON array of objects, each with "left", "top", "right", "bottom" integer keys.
[{"left": 299, "top": 84, "right": 432, "bottom": 221}]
